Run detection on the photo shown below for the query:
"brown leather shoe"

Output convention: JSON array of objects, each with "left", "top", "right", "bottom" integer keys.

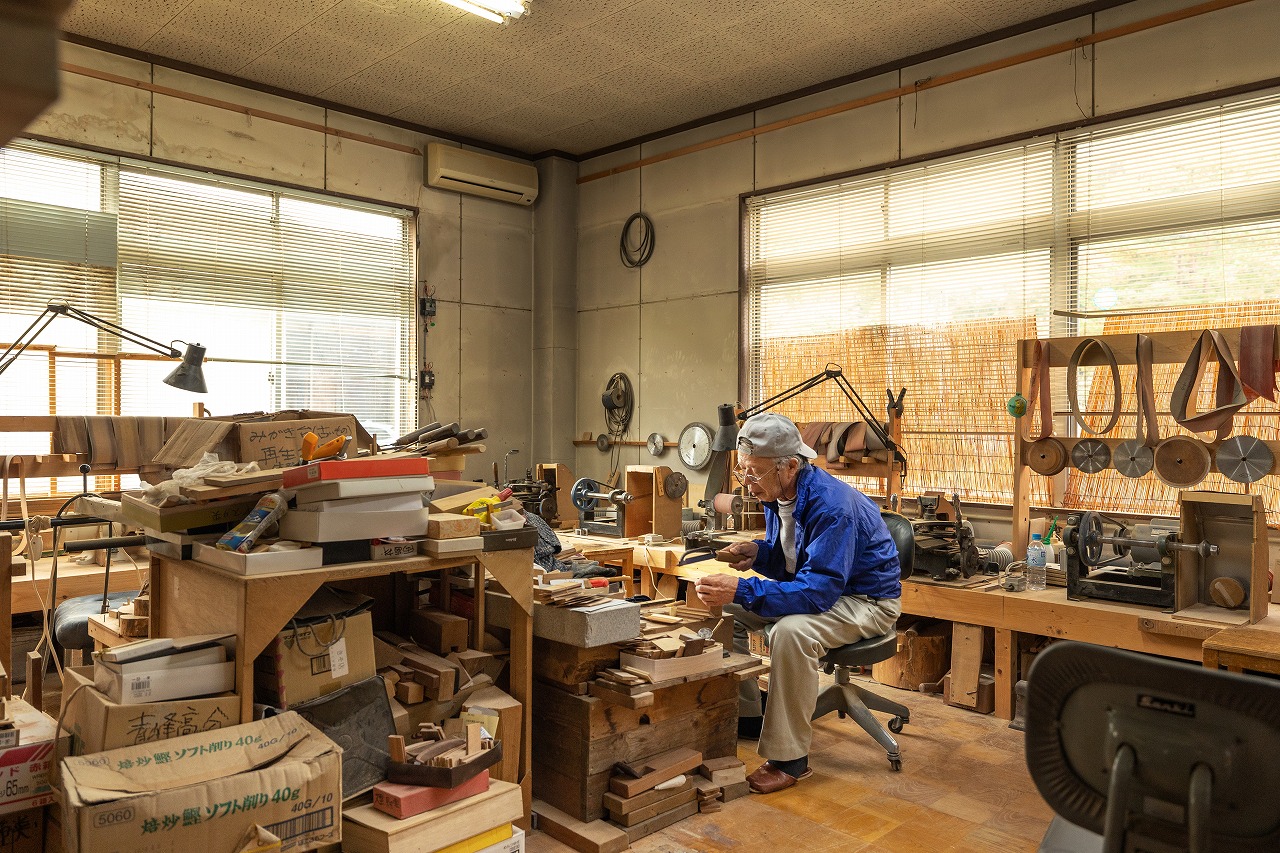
[{"left": 747, "top": 762, "right": 813, "bottom": 794}]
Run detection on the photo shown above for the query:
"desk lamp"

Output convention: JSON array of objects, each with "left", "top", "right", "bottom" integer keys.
[{"left": 0, "top": 300, "right": 208, "bottom": 392}]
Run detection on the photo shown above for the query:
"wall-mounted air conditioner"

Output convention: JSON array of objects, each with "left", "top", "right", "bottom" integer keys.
[{"left": 425, "top": 142, "right": 539, "bottom": 206}]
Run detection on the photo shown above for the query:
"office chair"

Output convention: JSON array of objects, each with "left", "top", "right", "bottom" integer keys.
[
  {"left": 1026, "top": 641, "right": 1280, "bottom": 853},
  {"left": 811, "top": 510, "right": 915, "bottom": 771}
]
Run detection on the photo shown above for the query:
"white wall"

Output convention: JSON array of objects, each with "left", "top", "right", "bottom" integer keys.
[
  {"left": 28, "top": 42, "right": 534, "bottom": 479},
  {"left": 574, "top": 0, "right": 1280, "bottom": 497}
]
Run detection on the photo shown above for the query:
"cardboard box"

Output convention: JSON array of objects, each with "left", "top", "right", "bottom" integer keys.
[
  {"left": 282, "top": 457, "right": 431, "bottom": 489},
  {"left": 154, "top": 410, "right": 375, "bottom": 469},
  {"left": 0, "top": 700, "right": 62, "bottom": 817},
  {"left": 371, "top": 540, "right": 421, "bottom": 561},
  {"left": 191, "top": 542, "right": 323, "bottom": 575},
  {"left": 0, "top": 806, "right": 44, "bottom": 853},
  {"left": 256, "top": 610, "right": 376, "bottom": 709},
  {"left": 60, "top": 667, "right": 241, "bottom": 759},
  {"left": 293, "top": 475, "right": 435, "bottom": 504},
  {"left": 94, "top": 637, "right": 237, "bottom": 705},
  {"left": 279, "top": 507, "right": 431, "bottom": 543},
  {"left": 120, "top": 493, "right": 260, "bottom": 534},
  {"left": 61, "top": 712, "right": 341, "bottom": 853}
]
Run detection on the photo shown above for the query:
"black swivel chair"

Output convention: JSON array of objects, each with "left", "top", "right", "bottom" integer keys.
[
  {"left": 811, "top": 510, "right": 916, "bottom": 771},
  {"left": 1027, "top": 641, "right": 1280, "bottom": 853}
]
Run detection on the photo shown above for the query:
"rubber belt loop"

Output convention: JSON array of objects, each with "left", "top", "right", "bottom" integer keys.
[{"left": 1067, "top": 338, "right": 1122, "bottom": 436}]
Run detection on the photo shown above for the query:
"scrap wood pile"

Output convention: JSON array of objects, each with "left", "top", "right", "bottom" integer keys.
[
  {"left": 604, "top": 749, "right": 750, "bottom": 836},
  {"left": 532, "top": 575, "right": 623, "bottom": 608},
  {"left": 392, "top": 723, "right": 494, "bottom": 769}
]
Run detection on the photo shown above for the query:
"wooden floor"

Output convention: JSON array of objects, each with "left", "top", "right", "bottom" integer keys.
[{"left": 527, "top": 677, "right": 1054, "bottom": 853}]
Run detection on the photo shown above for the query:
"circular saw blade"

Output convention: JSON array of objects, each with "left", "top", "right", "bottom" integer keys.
[
  {"left": 1154, "top": 436, "right": 1211, "bottom": 488},
  {"left": 1113, "top": 440, "right": 1155, "bottom": 479},
  {"left": 1215, "top": 434, "right": 1274, "bottom": 484},
  {"left": 1070, "top": 438, "right": 1111, "bottom": 474}
]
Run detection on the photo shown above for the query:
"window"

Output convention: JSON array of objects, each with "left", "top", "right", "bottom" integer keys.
[
  {"left": 1, "top": 141, "right": 416, "bottom": 495},
  {"left": 747, "top": 90, "right": 1280, "bottom": 518}
]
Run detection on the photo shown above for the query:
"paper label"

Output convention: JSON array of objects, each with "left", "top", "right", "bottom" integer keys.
[{"left": 329, "top": 638, "right": 349, "bottom": 679}]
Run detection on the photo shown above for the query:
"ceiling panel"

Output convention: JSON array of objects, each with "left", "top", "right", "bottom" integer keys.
[{"left": 61, "top": 0, "right": 1106, "bottom": 156}]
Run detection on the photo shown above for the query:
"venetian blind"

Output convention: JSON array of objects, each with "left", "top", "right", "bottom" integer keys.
[
  {"left": 0, "top": 140, "right": 417, "bottom": 458},
  {"left": 747, "top": 140, "right": 1056, "bottom": 503},
  {"left": 747, "top": 89, "right": 1280, "bottom": 511}
]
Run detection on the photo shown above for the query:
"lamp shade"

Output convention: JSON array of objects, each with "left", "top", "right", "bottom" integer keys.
[
  {"left": 163, "top": 343, "right": 207, "bottom": 393},
  {"left": 710, "top": 403, "right": 739, "bottom": 451}
]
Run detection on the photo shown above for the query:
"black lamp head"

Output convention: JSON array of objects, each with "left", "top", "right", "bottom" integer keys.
[
  {"left": 163, "top": 342, "right": 207, "bottom": 393},
  {"left": 710, "top": 403, "right": 740, "bottom": 452}
]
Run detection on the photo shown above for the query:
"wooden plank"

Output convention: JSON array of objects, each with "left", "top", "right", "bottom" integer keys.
[
  {"left": 621, "top": 799, "right": 698, "bottom": 843},
  {"left": 949, "top": 623, "right": 983, "bottom": 710},
  {"left": 532, "top": 800, "right": 629, "bottom": 853},
  {"left": 203, "top": 469, "right": 288, "bottom": 487},
  {"left": 588, "top": 683, "right": 653, "bottom": 709},
  {"left": 179, "top": 478, "right": 283, "bottom": 501},
  {"left": 601, "top": 777, "right": 693, "bottom": 817},
  {"left": 0, "top": 536, "right": 10, "bottom": 696},
  {"left": 607, "top": 748, "right": 702, "bottom": 798},
  {"left": 994, "top": 628, "right": 1017, "bottom": 721},
  {"left": 608, "top": 786, "right": 696, "bottom": 827}
]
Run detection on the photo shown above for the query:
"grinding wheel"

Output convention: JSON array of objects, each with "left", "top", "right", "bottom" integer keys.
[
  {"left": 1154, "top": 436, "right": 1212, "bottom": 488},
  {"left": 662, "top": 471, "right": 688, "bottom": 499},
  {"left": 1113, "top": 440, "right": 1155, "bottom": 479},
  {"left": 1026, "top": 438, "right": 1068, "bottom": 476},
  {"left": 1215, "top": 434, "right": 1274, "bottom": 484},
  {"left": 1209, "top": 576, "right": 1247, "bottom": 609},
  {"left": 1070, "top": 438, "right": 1111, "bottom": 474}
]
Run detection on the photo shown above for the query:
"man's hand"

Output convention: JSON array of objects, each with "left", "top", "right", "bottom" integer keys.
[
  {"left": 694, "top": 573, "right": 740, "bottom": 609},
  {"left": 722, "top": 541, "right": 758, "bottom": 572}
]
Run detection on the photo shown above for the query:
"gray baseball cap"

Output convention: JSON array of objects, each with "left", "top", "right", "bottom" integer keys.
[{"left": 736, "top": 413, "right": 817, "bottom": 459}]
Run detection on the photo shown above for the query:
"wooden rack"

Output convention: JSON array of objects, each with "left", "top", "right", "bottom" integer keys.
[
  {"left": 801, "top": 403, "right": 906, "bottom": 508},
  {"left": 1011, "top": 327, "right": 1278, "bottom": 557}
]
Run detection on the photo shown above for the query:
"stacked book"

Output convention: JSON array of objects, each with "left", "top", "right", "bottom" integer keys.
[{"left": 279, "top": 456, "right": 433, "bottom": 563}]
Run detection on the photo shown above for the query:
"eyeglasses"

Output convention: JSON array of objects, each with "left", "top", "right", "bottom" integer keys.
[{"left": 733, "top": 465, "right": 778, "bottom": 486}]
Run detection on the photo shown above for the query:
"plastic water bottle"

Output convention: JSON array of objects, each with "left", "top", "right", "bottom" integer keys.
[{"left": 1026, "top": 533, "right": 1047, "bottom": 591}]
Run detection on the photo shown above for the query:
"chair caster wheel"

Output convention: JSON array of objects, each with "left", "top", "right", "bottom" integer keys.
[
  {"left": 888, "top": 716, "right": 904, "bottom": 734},
  {"left": 888, "top": 757, "right": 902, "bottom": 771}
]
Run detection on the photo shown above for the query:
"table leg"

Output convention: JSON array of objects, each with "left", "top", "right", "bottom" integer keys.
[
  {"left": 1202, "top": 646, "right": 1221, "bottom": 670},
  {"left": 995, "top": 628, "right": 1017, "bottom": 721}
]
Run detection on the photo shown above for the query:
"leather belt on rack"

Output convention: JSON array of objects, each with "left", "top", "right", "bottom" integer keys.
[
  {"left": 1, "top": 455, "right": 31, "bottom": 556},
  {"left": 1114, "top": 334, "right": 1159, "bottom": 479},
  {"left": 1169, "top": 329, "right": 1248, "bottom": 441},
  {"left": 827, "top": 422, "right": 855, "bottom": 464},
  {"left": 1066, "top": 337, "right": 1122, "bottom": 436},
  {"left": 1239, "top": 324, "right": 1278, "bottom": 403},
  {"left": 1019, "top": 340, "right": 1053, "bottom": 443}
]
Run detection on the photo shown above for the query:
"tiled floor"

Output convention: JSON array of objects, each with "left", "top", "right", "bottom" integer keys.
[{"left": 526, "top": 678, "right": 1053, "bottom": 853}]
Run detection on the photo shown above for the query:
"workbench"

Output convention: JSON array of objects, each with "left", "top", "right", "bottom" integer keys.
[
  {"left": 557, "top": 532, "right": 1277, "bottom": 720},
  {"left": 148, "top": 548, "right": 536, "bottom": 815}
]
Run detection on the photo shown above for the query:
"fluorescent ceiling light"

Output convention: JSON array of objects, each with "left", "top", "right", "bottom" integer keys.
[{"left": 440, "top": 0, "right": 528, "bottom": 22}]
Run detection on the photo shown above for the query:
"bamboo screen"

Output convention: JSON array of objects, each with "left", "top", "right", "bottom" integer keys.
[
  {"left": 1064, "top": 302, "right": 1280, "bottom": 524},
  {"left": 758, "top": 314, "right": 1049, "bottom": 505}
]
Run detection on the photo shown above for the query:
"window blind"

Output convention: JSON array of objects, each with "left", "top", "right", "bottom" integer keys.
[
  {"left": 0, "top": 140, "right": 416, "bottom": 493},
  {"left": 747, "top": 89, "right": 1280, "bottom": 516}
]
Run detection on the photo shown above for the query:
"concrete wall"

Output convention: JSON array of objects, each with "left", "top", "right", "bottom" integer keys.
[
  {"left": 574, "top": 0, "right": 1280, "bottom": 499},
  {"left": 28, "top": 42, "right": 534, "bottom": 480}
]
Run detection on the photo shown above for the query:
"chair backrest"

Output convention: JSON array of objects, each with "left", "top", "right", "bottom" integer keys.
[
  {"left": 1026, "top": 641, "right": 1280, "bottom": 853},
  {"left": 880, "top": 510, "right": 914, "bottom": 579}
]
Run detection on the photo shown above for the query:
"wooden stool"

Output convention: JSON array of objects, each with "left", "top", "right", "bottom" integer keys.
[{"left": 1202, "top": 623, "right": 1280, "bottom": 676}]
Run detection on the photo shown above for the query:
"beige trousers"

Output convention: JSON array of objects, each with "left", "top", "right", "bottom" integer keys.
[{"left": 727, "top": 595, "right": 901, "bottom": 761}]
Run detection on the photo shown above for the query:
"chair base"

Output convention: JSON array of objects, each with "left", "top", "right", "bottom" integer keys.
[{"left": 812, "top": 665, "right": 910, "bottom": 771}]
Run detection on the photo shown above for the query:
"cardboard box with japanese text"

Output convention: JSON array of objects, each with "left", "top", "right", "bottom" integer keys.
[
  {"left": 61, "top": 711, "right": 341, "bottom": 853},
  {"left": 255, "top": 610, "right": 376, "bottom": 710},
  {"left": 153, "top": 409, "right": 375, "bottom": 469},
  {"left": 59, "top": 666, "right": 241, "bottom": 760},
  {"left": 0, "top": 700, "right": 62, "bottom": 818}
]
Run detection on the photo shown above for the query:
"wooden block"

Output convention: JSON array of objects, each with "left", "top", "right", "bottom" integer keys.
[
  {"left": 426, "top": 512, "right": 482, "bottom": 539},
  {"left": 601, "top": 777, "right": 693, "bottom": 816},
  {"left": 462, "top": 685, "right": 523, "bottom": 785},
  {"left": 620, "top": 799, "right": 699, "bottom": 843},
  {"left": 388, "top": 735, "right": 407, "bottom": 763},
  {"left": 721, "top": 780, "right": 749, "bottom": 801},
  {"left": 700, "top": 799, "right": 722, "bottom": 813},
  {"left": 395, "top": 680, "right": 425, "bottom": 705},
  {"left": 466, "top": 722, "right": 481, "bottom": 755},
  {"left": 588, "top": 682, "right": 653, "bottom": 709},
  {"left": 706, "top": 767, "right": 746, "bottom": 785},
  {"left": 698, "top": 756, "right": 743, "bottom": 773},
  {"left": 344, "top": 779, "right": 522, "bottom": 853},
  {"left": 430, "top": 486, "right": 499, "bottom": 515},
  {"left": 607, "top": 786, "right": 696, "bottom": 827},
  {"left": 607, "top": 748, "right": 702, "bottom": 798},
  {"left": 408, "top": 608, "right": 470, "bottom": 656},
  {"left": 448, "top": 648, "right": 496, "bottom": 678},
  {"left": 533, "top": 800, "right": 629, "bottom": 853}
]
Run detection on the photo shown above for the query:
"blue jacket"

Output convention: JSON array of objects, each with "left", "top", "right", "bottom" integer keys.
[{"left": 734, "top": 464, "right": 902, "bottom": 618}]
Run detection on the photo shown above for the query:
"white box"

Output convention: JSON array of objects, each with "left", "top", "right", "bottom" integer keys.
[
  {"left": 292, "top": 475, "right": 435, "bottom": 504},
  {"left": 94, "top": 641, "right": 238, "bottom": 705},
  {"left": 191, "top": 542, "right": 323, "bottom": 574},
  {"left": 294, "top": 493, "right": 426, "bottom": 513},
  {"left": 280, "top": 507, "right": 431, "bottom": 542}
]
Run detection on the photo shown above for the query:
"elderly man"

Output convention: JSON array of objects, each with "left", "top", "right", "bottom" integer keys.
[{"left": 694, "top": 413, "right": 902, "bottom": 794}]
